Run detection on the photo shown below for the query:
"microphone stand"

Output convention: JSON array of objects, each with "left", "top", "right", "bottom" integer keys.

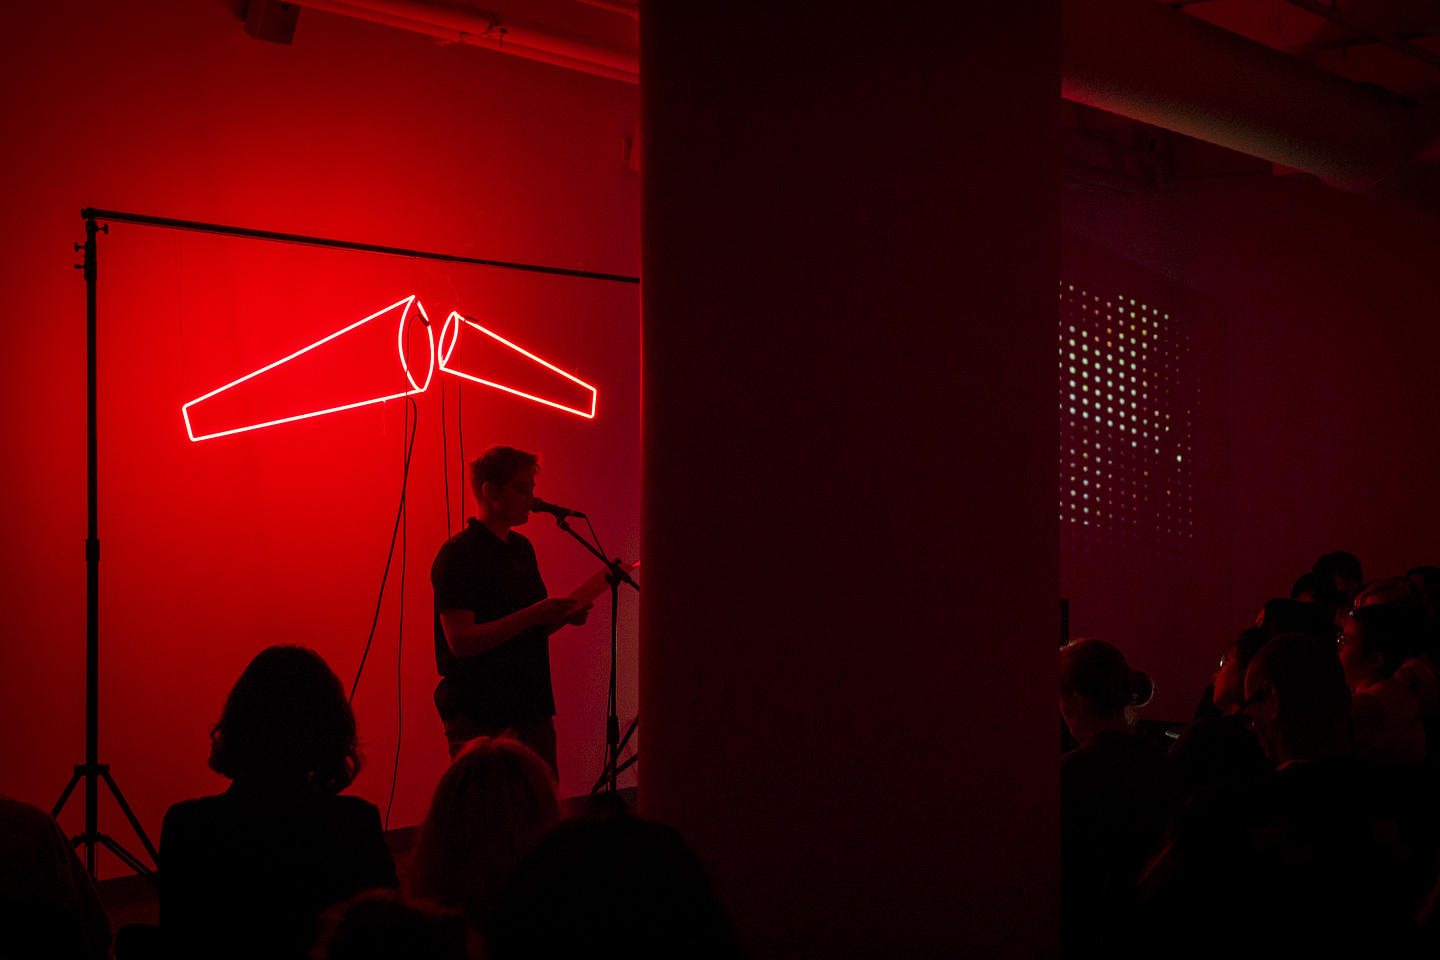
[{"left": 548, "top": 514, "right": 638, "bottom": 796}]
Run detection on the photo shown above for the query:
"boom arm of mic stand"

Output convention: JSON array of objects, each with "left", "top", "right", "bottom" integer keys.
[{"left": 552, "top": 516, "right": 639, "bottom": 591}]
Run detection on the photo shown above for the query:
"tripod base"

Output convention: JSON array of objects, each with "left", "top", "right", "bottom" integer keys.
[
  {"left": 52, "top": 763, "right": 159, "bottom": 884},
  {"left": 590, "top": 716, "right": 639, "bottom": 796}
]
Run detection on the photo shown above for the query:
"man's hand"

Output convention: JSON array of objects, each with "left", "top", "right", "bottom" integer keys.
[
  {"left": 528, "top": 597, "right": 587, "bottom": 628},
  {"left": 442, "top": 598, "right": 593, "bottom": 659}
]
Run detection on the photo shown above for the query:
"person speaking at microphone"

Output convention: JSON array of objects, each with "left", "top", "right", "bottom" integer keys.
[{"left": 430, "top": 445, "right": 591, "bottom": 775}]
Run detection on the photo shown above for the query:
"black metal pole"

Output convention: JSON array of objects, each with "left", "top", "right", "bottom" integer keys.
[
  {"left": 83, "top": 216, "right": 101, "bottom": 875},
  {"left": 53, "top": 214, "right": 158, "bottom": 884},
  {"left": 608, "top": 570, "right": 621, "bottom": 793}
]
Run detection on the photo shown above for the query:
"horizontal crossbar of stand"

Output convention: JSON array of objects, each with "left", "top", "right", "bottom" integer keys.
[{"left": 81, "top": 208, "right": 640, "bottom": 285}]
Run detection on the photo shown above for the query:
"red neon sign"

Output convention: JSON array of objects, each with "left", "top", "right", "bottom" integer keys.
[
  {"left": 437, "top": 311, "right": 597, "bottom": 419},
  {"left": 182, "top": 296, "right": 435, "bottom": 441}
]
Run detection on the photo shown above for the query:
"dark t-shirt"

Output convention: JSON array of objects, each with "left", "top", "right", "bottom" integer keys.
[
  {"left": 1140, "top": 757, "right": 1440, "bottom": 955},
  {"left": 160, "top": 777, "right": 398, "bottom": 959},
  {"left": 431, "top": 518, "right": 556, "bottom": 726},
  {"left": 1061, "top": 730, "right": 1174, "bottom": 955}
]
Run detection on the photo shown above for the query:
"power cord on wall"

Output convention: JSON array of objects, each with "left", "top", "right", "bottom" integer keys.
[
  {"left": 384, "top": 395, "right": 415, "bottom": 831},
  {"left": 457, "top": 379, "right": 465, "bottom": 523},
  {"left": 349, "top": 395, "right": 418, "bottom": 831}
]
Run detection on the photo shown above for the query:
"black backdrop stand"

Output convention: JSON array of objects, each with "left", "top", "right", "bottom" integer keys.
[
  {"left": 51, "top": 214, "right": 160, "bottom": 883},
  {"left": 548, "top": 516, "right": 639, "bottom": 795},
  {"left": 46, "top": 206, "right": 639, "bottom": 882}
]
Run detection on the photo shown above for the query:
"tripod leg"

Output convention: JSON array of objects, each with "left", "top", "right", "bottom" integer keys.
[
  {"left": 96, "top": 834, "right": 157, "bottom": 883},
  {"left": 101, "top": 769, "right": 160, "bottom": 865},
  {"left": 616, "top": 716, "right": 639, "bottom": 755},
  {"left": 590, "top": 759, "right": 616, "bottom": 796},
  {"left": 52, "top": 768, "right": 84, "bottom": 819}
]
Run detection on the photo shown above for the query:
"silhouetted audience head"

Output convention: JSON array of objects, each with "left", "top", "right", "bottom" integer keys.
[
  {"left": 1407, "top": 564, "right": 1440, "bottom": 600},
  {"left": 1289, "top": 572, "right": 1348, "bottom": 625},
  {"left": 1355, "top": 574, "right": 1433, "bottom": 617},
  {"left": 1291, "top": 571, "right": 1337, "bottom": 603},
  {"left": 1409, "top": 564, "right": 1440, "bottom": 586},
  {"left": 1243, "top": 632, "right": 1351, "bottom": 763},
  {"left": 485, "top": 809, "right": 741, "bottom": 960},
  {"left": 1313, "top": 551, "right": 1363, "bottom": 600},
  {"left": 1258, "top": 597, "right": 1333, "bottom": 640},
  {"left": 409, "top": 736, "right": 561, "bottom": 929},
  {"left": 313, "top": 890, "right": 467, "bottom": 960},
  {"left": 1407, "top": 565, "right": 1440, "bottom": 617},
  {"left": 1060, "top": 639, "right": 1152, "bottom": 740},
  {"left": 0, "top": 795, "right": 110, "bottom": 960},
  {"left": 1167, "top": 710, "right": 1271, "bottom": 805},
  {"left": 1212, "top": 626, "right": 1271, "bottom": 715},
  {"left": 208, "top": 645, "right": 362, "bottom": 793},
  {"left": 1342, "top": 604, "right": 1417, "bottom": 685}
]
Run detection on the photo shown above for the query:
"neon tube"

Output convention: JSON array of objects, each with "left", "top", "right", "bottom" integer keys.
[
  {"left": 182, "top": 295, "right": 436, "bottom": 441},
  {"left": 437, "top": 311, "right": 597, "bottom": 419}
]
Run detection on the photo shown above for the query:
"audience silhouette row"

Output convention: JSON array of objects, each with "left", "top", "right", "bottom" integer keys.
[
  {"left": 1062, "top": 551, "right": 1440, "bottom": 957},
  {"left": 4, "top": 644, "right": 739, "bottom": 959}
]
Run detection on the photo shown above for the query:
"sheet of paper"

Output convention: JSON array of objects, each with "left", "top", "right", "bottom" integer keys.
[{"left": 567, "top": 559, "right": 638, "bottom": 605}]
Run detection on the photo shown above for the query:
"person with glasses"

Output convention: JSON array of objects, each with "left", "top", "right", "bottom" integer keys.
[
  {"left": 1339, "top": 604, "right": 1426, "bottom": 765},
  {"left": 1167, "top": 627, "right": 1271, "bottom": 808}
]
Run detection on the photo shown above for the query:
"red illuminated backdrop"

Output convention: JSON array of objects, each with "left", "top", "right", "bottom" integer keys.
[{"left": 0, "top": 0, "right": 639, "bottom": 881}]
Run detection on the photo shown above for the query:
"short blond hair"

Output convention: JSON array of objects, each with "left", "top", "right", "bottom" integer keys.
[
  {"left": 408, "top": 736, "right": 561, "bottom": 927},
  {"left": 470, "top": 446, "right": 540, "bottom": 503}
]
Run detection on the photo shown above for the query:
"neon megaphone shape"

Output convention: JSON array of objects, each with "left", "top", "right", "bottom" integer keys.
[
  {"left": 438, "top": 311, "right": 596, "bottom": 419},
  {"left": 182, "top": 296, "right": 435, "bottom": 441}
]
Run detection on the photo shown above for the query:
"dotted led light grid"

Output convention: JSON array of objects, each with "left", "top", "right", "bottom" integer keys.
[{"left": 1058, "top": 282, "right": 1196, "bottom": 558}]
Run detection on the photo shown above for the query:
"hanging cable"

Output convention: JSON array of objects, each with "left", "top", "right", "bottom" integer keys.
[
  {"left": 385, "top": 394, "right": 416, "bottom": 831},
  {"left": 457, "top": 378, "right": 465, "bottom": 522},
  {"left": 441, "top": 375, "right": 451, "bottom": 537},
  {"left": 349, "top": 397, "right": 420, "bottom": 704}
]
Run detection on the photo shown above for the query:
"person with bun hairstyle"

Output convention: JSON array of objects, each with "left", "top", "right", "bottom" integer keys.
[{"left": 1060, "top": 639, "right": 1173, "bottom": 957}]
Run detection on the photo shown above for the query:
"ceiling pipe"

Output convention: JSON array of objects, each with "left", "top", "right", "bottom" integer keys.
[
  {"left": 1277, "top": 0, "right": 1440, "bottom": 74},
  {"left": 332, "top": 0, "right": 638, "bottom": 75},
  {"left": 1063, "top": 0, "right": 1440, "bottom": 208},
  {"left": 304, "top": 0, "right": 638, "bottom": 83}
]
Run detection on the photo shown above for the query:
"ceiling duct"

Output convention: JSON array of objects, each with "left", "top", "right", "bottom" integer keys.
[
  {"left": 303, "top": 0, "right": 638, "bottom": 84},
  {"left": 1063, "top": 0, "right": 1440, "bottom": 212}
]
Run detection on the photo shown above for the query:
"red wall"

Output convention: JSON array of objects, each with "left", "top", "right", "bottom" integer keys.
[
  {"left": 1059, "top": 231, "right": 1234, "bottom": 721},
  {"left": 1065, "top": 170, "right": 1440, "bottom": 717},
  {"left": 0, "top": 1, "right": 639, "bottom": 876}
]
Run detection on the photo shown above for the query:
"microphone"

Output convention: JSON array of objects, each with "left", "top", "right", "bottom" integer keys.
[{"left": 530, "top": 497, "right": 587, "bottom": 519}]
